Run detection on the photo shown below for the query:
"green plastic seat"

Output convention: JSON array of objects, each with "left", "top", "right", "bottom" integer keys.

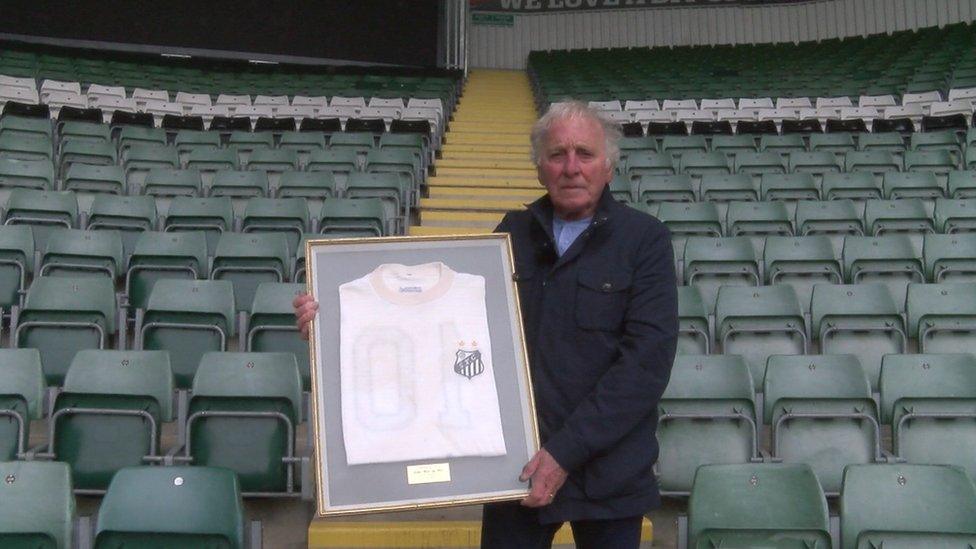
[
  {"left": 0, "top": 133, "right": 52, "bottom": 161},
  {"left": 275, "top": 171, "right": 339, "bottom": 214},
  {"left": 126, "top": 231, "right": 208, "bottom": 311},
  {"left": 948, "top": 170, "right": 976, "bottom": 198},
  {"left": 87, "top": 194, "right": 157, "bottom": 258},
  {"left": 211, "top": 232, "right": 290, "bottom": 312},
  {"left": 716, "top": 285, "right": 807, "bottom": 389},
  {"left": 688, "top": 463, "right": 830, "bottom": 549},
  {"left": 660, "top": 135, "right": 708, "bottom": 160},
  {"left": 734, "top": 151, "right": 786, "bottom": 183},
  {"left": 328, "top": 132, "right": 375, "bottom": 154},
  {"left": 163, "top": 196, "right": 235, "bottom": 252},
  {"left": 0, "top": 461, "right": 74, "bottom": 549},
  {"left": 306, "top": 149, "right": 360, "bottom": 176},
  {"left": 636, "top": 174, "right": 695, "bottom": 203},
  {"left": 788, "top": 151, "right": 842, "bottom": 182},
  {"left": 245, "top": 148, "right": 299, "bottom": 189},
  {"left": 185, "top": 351, "right": 302, "bottom": 494},
  {"left": 934, "top": 198, "right": 976, "bottom": 233},
  {"left": 241, "top": 197, "right": 308, "bottom": 257},
  {"left": 910, "top": 130, "right": 962, "bottom": 165},
  {"left": 608, "top": 174, "right": 634, "bottom": 203},
  {"left": 0, "top": 348, "right": 44, "bottom": 461},
  {"left": 173, "top": 130, "right": 221, "bottom": 165},
  {"left": 184, "top": 147, "right": 240, "bottom": 186},
  {"left": 844, "top": 151, "right": 902, "bottom": 185},
  {"left": 142, "top": 169, "right": 203, "bottom": 205},
  {"left": 906, "top": 282, "right": 976, "bottom": 354},
  {"left": 58, "top": 140, "right": 117, "bottom": 175},
  {"left": 345, "top": 172, "right": 409, "bottom": 225},
  {"left": 863, "top": 198, "right": 934, "bottom": 239},
  {"left": 880, "top": 353, "right": 976, "bottom": 480},
  {"left": 658, "top": 355, "right": 758, "bottom": 495},
  {"left": 657, "top": 201, "right": 723, "bottom": 261},
  {"left": 209, "top": 169, "right": 269, "bottom": 202},
  {"left": 858, "top": 132, "right": 906, "bottom": 156},
  {"left": 14, "top": 276, "right": 118, "bottom": 385},
  {"left": 624, "top": 151, "right": 675, "bottom": 178},
  {"left": 840, "top": 464, "right": 976, "bottom": 549},
  {"left": 0, "top": 115, "right": 53, "bottom": 142},
  {"left": 679, "top": 152, "right": 731, "bottom": 180},
  {"left": 759, "top": 134, "right": 806, "bottom": 157},
  {"left": 40, "top": 228, "right": 123, "bottom": 281},
  {"left": 683, "top": 236, "right": 760, "bottom": 311},
  {"left": 116, "top": 126, "right": 166, "bottom": 153},
  {"left": 811, "top": 132, "right": 856, "bottom": 160},
  {"left": 924, "top": 232, "right": 976, "bottom": 282},
  {"left": 726, "top": 200, "right": 793, "bottom": 246},
  {"left": 882, "top": 171, "right": 945, "bottom": 201},
  {"left": 618, "top": 135, "right": 658, "bottom": 155},
  {"left": 122, "top": 144, "right": 179, "bottom": 192},
  {"left": 711, "top": 134, "right": 757, "bottom": 156},
  {"left": 247, "top": 282, "right": 310, "bottom": 389},
  {"left": 760, "top": 173, "right": 820, "bottom": 202},
  {"left": 843, "top": 233, "right": 922, "bottom": 305},
  {"left": 364, "top": 148, "right": 421, "bottom": 188},
  {"left": 59, "top": 121, "right": 111, "bottom": 147},
  {"left": 0, "top": 158, "right": 55, "bottom": 192},
  {"left": 765, "top": 354, "right": 880, "bottom": 494},
  {"left": 94, "top": 465, "right": 245, "bottom": 548},
  {"left": 822, "top": 171, "right": 883, "bottom": 201},
  {"left": 319, "top": 197, "right": 388, "bottom": 237},
  {"left": 904, "top": 150, "right": 957, "bottom": 186},
  {"left": 764, "top": 235, "right": 841, "bottom": 312},
  {"left": 676, "top": 285, "right": 710, "bottom": 355},
  {"left": 138, "top": 279, "right": 236, "bottom": 388},
  {"left": 699, "top": 174, "right": 757, "bottom": 206},
  {"left": 63, "top": 163, "right": 125, "bottom": 196},
  {"left": 279, "top": 131, "right": 326, "bottom": 166},
  {"left": 0, "top": 225, "right": 33, "bottom": 309},
  {"left": 810, "top": 283, "right": 906, "bottom": 391},
  {"left": 49, "top": 350, "right": 172, "bottom": 491},
  {"left": 227, "top": 131, "right": 274, "bottom": 164}
]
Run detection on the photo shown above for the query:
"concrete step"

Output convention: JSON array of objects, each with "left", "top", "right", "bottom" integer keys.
[
  {"left": 307, "top": 518, "right": 653, "bottom": 548},
  {"left": 441, "top": 150, "right": 529, "bottom": 162},
  {"left": 441, "top": 144, "right": 531, "bottom": 155},
  {"left": 428, "top": 176, "right": 538, "bottom": 189},
  {"left": 420, "top": 210, "right": 506, "bottom": 225},
  {"left": 420, "top": 197, "right": 526, "bottom": 212},
  {"left": 428, "top": 186, "right": 543, "bottom": 201},
  {"left": 408, "top": 225, "right": 494, "bottom": 235},
  {"left": 444, "top": 134, "right": 529, "bottom": 146},
  {"left": 435, "top": 166, "right": 536, "bottom": 178},
  {"left": 448, "top": 122, "right": 534, "bottom": 133},
  {"left": 436, "top": 158, "right": 535, "bottom": 170}
]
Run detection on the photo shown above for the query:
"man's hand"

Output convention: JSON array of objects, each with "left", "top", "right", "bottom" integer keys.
[
  {"left": 293, "top": 293, "right": 319, "bottom": 340},
  {"left": 519, "top": 448, "right": 568, "bottom": 508}
]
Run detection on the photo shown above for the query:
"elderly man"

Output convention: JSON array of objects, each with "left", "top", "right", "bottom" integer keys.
[{"left": 295, "top": 101, "right": 677, "bottom": 549}]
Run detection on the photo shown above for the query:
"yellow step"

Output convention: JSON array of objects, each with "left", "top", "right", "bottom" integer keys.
[
  {"left": 420, "top": 197, "right": 525, "bottom": 212},
  {"left": 444, "top": 134, "right": 529, "bottom": 146},
  {"left": 307, "top": 518, "right": 653, "bottom": 548},
  {"left": 448, "top": 124, "right": 533, "bottom": 134},
  {"left": 420, "top": 210, "right": 506, "bottom": 224},
  {"left": 428, "top": 176, "right": 538, "bottom": 189},
  {"left": 408, "top": 225, "right": 494, "bottom": 235},
  {"left": 437, "top": 158, "right": 535, "bottom": 170},
  {"left": 428, "top": 186, "right": 543, "bottom": 201},
  {"left": 436, "top": 166, "right": 536, "bottom": 178},
  {"left": 441, "top": 144, "right": 531, "bottom": 155},
  {"left": 441, "top": 150, "right": 529, "bottom": 162}
]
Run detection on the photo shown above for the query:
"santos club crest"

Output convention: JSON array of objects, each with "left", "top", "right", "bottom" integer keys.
[{"left": 454, "top": 348, "right": 485, "bottom": 379}]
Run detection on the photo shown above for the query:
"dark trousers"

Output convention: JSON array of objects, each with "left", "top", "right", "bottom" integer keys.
[{"left": 481, "top": 501, "right": 644, "bottom": 549}]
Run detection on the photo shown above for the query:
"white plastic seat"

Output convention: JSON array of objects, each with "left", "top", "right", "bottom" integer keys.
[
  {"left": 174, "top": 92, "right": 212, "bottom": 115},
  {"left": 330, "top": 96, "right": 367, "bottom": 109},
  {"left": 588, "top": 100, "right": 622, "bottom": 111},
  {"left": 859, "top": 95, "right": 897, "bottom": 109},
  {"left": 131, "top": 88, "right": 170, "bottom": 109},
  {"left": 291, "top": 95, "right": 328, "bottom": 108}
]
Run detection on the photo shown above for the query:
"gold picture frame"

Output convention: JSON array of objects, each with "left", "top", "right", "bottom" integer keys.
[{"left": 305, "top": 233, "right": 539, "bottom": 517}]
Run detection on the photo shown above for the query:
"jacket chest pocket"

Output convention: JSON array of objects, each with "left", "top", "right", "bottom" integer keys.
[{"left": 575, "top": 268, "right": 632, "bottom": 331}]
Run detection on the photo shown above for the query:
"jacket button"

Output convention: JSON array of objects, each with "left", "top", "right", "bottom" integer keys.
[{"left": 601, "top": 282, "right": 612, "bottom": 291}]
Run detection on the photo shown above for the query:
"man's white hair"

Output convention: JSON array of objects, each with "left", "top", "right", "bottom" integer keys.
[{"left": 529, "top": 100, "right": 622, "bottom": 170}]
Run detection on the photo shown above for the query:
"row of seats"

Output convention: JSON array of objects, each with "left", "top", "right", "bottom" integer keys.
[
  {"left": 662, "top": 353, "right": 976, "bottom": 496},
  {"left": 678, "top": 281, "right": 975, "bottom": 386},
  {"left": 1, "top": 348, "right": 306, "bottom": 495},
  {"left": 529, "top": 22, "right": 976, "bottom": 102},
  {"left": 0, "top": 461, "right": 254, "bottom": 547},
  {"left": 642, "top": 199, "right": 974, "bottom": 242},
  {"left": 6, "top": 276, "right": 308, "bottom": 390},
  {"left": 682, "top": 463, "right": 976, "bottom": 548},
  {"left": 617, "top": 130, "right": 976, "bottom": 159}
]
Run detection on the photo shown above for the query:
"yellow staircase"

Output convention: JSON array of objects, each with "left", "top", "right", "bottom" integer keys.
[{"left": 410, "top": 70, "right": 542, "bottom": 236}]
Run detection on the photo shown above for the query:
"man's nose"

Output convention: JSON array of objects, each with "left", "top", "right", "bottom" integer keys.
[{"left": 562, "top": 152, "right": 581, "bottom": 174}]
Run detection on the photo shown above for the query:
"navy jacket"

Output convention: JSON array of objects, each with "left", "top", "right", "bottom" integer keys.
[{"left": 495, "top": 187, "right": 678, "bottom": 523}]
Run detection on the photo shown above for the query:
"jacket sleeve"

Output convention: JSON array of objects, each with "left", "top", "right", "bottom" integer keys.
[{"left": 542, "top": 221, "right": 678, "bottom": 472}]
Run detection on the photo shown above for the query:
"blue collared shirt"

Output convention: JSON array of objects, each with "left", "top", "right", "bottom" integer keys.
[{"left": 552, "top": 215, "right": 592, "bottom": 256}]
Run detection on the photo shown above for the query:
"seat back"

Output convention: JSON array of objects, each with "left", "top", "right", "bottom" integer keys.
[{"left": 0, "top": 461, "right": 74, "bottom": 549}]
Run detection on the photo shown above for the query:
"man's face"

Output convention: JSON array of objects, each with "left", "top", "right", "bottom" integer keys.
[{"left": 537, "top": 116, "right": 613, "bottom": 221}]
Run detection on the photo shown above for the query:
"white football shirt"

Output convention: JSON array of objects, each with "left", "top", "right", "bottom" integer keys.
[{"left": 338, "top": 262, "right": 507, "bottom": 465}]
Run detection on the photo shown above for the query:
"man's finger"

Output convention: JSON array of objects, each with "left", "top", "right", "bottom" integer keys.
[{"left": 519, "top": 452, "right": 541, "bottom": 482}]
